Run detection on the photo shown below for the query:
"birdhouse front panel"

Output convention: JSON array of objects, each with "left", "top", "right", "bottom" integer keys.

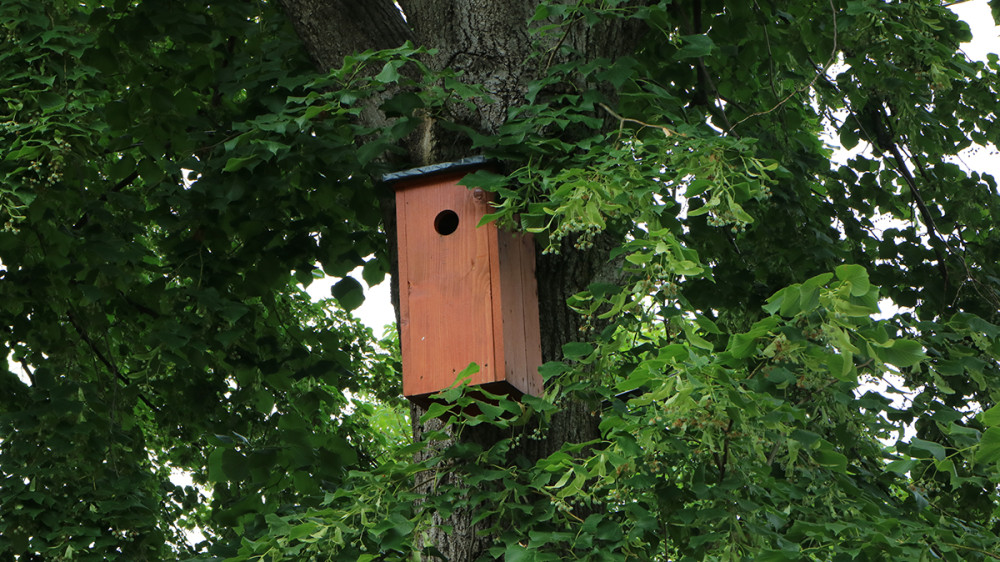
[{"left": 392, "top": 162, "right": 542, "bottom": 401}]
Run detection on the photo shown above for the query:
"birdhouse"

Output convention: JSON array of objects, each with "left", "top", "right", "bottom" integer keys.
[{"left": 385, "top": 157, "right": 543, "bottom": 403}]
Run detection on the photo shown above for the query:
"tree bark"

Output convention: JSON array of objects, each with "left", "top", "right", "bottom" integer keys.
[
  {"left": 277, "top": 2, "right": 647, "bottom": 559},
  {"left": 278, "top": 0, "right": 413, "bottom": 70}
]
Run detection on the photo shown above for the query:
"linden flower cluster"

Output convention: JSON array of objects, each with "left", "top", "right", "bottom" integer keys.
[
  {"left": 24, "top": 138, "right": 71, "bottom": 188},
  {"left": 541, "top": 217, "right": 603, "bottom": 255},
  {"left": 705, "top": 208, "right": 750, "bottom": 233}
]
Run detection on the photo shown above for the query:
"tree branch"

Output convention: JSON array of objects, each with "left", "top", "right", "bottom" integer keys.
[
  {"left": 674, "top": 0, "right": 736, "bottom": 133},
  {"left": 67, "top": 312, "right": 159, "bottom": 412},
  {"left": 599, "top": 103, "right": 681, "bottom": 139},
  {"left": 718, "top": 419, "right": 734, "bottom": 482},
  {"left": 885, "top": 142, "right": 953, "bottom": 303},
  {"left": 73, "top": 170, "right": 140, "bottom": 230},
  {"left": 19, "top": 360, "right": 36, "bottom": 386}
]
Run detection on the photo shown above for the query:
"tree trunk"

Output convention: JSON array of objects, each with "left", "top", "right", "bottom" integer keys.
[{"left": 278, "top": 2, "right": 646, "bottom": 559}]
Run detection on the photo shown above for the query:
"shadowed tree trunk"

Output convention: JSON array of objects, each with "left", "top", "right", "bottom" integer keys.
[{"left": 278, "top": 2, "right": 646, "bottom": 559}]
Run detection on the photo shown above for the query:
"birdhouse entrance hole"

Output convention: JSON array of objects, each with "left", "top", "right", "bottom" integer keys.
[{"left": 434, "top": 209, "right": 459, "bottom": 235}]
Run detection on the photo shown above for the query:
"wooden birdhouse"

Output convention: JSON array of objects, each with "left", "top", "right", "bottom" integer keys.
[{"left": 385, "top": 157, "right": 543, "bottom": 403}]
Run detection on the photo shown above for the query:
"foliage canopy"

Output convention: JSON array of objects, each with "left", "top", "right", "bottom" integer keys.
[{"left": 2, "top": 0, "right": 1000, "bottom": 560}]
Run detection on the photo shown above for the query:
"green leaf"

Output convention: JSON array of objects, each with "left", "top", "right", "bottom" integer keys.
[
  {"left": 105, "top": 100, "right": 130, "bottom": 131},
  {"left": 975, "top": 427, "right": 1000, "bottom": 465},
  {"left": 422, "top": 401, "right": 454, "bottom": 422},
  {"left": 685, "top": 178, "right": 712, "bottom": 197},
  {"left": 909, "top": 438, "right": 946, "bottom": 460},
  {"left": 814, "top": 443, "right": 847, "bottom": 473},
  {"left": 886, "top": 458, "right": 916, "bottom": 475},
  {"left": 530, "top": 4, "right": 550, "bottom": 22},
  {"left": 505, "top": 543, "right": 533, "bottom": 562},
  {"left": 879, "top": 339, "right": 925, "bottom": 368},
  {"left": 727, "top": 317, "right": 780, "bottom": 358},
  {"left": 839, "top": 128, "right": 859, "bottom": 150},
  {"left": 459, "top": 169, "right": 507, "bottom": 190},
  {"left": 562, "top": 341, "right": 594, "bottom": 360},
  {"left": 675, "top": 34, "right": 715, "bottom": 59},
  {"left": 980, "top": 404, "right": 1000, "bottom": 427},
  {"left": 756, "top": 551, "right": 797, "bottom": 562},
  {"left": 288, "top": 521, "right": 319, "bottom": 540},
  {"left": 375, "top": 61, "right": 402, "bottom": 83},
  {"left": 791, "top": 429, "right": 821, "bottom": 448},
  {"left": 38, "top": 91, "right": 65, "bottom": 112},
  {"left": 223, "top": 155, "right": 260, "bottom": 172},
  {"left": 538, "top": 361, "right": 568, "bottom": 381},
  {"left": 362, "top": 258, "right": 387, "bottom": 287},
  {"left": 208, "top": 447, "right": 226, "bottom": 482},
  {"left": 835, "top": 264, "right": 870, "bottom": 296},
  {"left": 682, "top": 323, "right": 713, "bottom": 350},
  {"left": 331, "top": 276, "right": 365, "bottom": 311},
  {"left": 381, "top": 91, "right": 423, "bottom": 117}
]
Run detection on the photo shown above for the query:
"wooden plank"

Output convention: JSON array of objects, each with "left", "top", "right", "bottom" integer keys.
[
  {"left": 517, "top": 231, "right": 544, "bottom": 396},
  {"left": 395, "top": 187, "right": 414, "bottom": 394},
  {"left": 484, "top": 190, "right": 506, "bottom": 387},
  {"left": 496, "top": 228, "right": 528, "bottom": 393}
]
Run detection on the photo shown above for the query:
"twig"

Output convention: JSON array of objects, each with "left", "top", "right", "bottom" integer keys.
[
  {"left": 885, "top": 142, "right": 953, "bottom": 305},
  {"left": 19, "top": 361, "right": 36, "bottom": 386},
  {"left": 598, "top": 103, "right": 682, "bottom": 139},
  {"left": 543, "top": 15, "right": 583, "bottom": 72},
  {"left": 67, "top": 312, "right": 159, "bottom": 412},
  {"left": 73, "top": 170, "right": 140, "bottom": 230},
  {"left": 718, "top": 419, "right": 734, "bottom": 482},
  {"left": 941, "top": 543, "right": 1000, "bottom": 560},
  {"left": 696, "top": 60, "right": 736, "bottom": 133}
]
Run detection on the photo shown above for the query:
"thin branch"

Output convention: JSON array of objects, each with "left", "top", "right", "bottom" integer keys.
[
  {"left": 598, "top": 103, "right": 682, "bottom": 139},
  {"left": 67, "top": 312, "right": 159, "bottom": 412},
  {"left": 19, "top": 360, "right": 36, "bottom": 386},
  {"left": 673, "top": 0, "right": 736, "bottom": 133},
  {"left": 718, "top": 418, "right": 734, "bottom": 482},
  {"left": 729, "top": 0, "right": 838, "bottom": 132},
  {"left": 941, "top": 543, "right": 1000, "bottom": 560},
  {"left": 886, "top": 142, "right": 953, "bottom": 304},
  {"left": 544, "top": 15, "right": 583, "bottom": 72},
  {"left": 901, "top": 148, "right": 998, "bottom": 309},
  {"left": 73, "top": 170, "right": 140, "bottom": 230},
  {"left": 695, "top": 60, "right": 736, "bottom": 133},
  {"left": 755, "top": 1, "right": 780, "bottom": 102}
]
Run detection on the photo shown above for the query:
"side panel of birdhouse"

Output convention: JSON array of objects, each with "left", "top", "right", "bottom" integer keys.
[
  {"left": 495, "top": 230, "right": 544, "bottom": 397},
  {"left": 395, "top": 173, "right": 499, "bottom": 397}
]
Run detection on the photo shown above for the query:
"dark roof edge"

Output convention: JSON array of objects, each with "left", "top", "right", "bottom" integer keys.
[{"left": 381, "top": 156, "right": 489, "bottom": 184}]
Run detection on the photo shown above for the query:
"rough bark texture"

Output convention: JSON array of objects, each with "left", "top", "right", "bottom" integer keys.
[
  {"left": 278, "top": 0, "right": 413, "bottom": 70},
  {"left": 278, "top": 2, "right": 646, "bottom": 560}
]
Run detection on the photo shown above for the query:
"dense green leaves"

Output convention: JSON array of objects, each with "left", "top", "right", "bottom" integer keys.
[
  {"left": 2, "top": 0, "right": 1000, "bottom": 560},
  {"left": 0, "top": 1, "right": 404, "bottom": 558}
]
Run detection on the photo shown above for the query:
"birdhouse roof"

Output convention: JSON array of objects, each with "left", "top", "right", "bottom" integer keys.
[{"left": 381, "top": 155, "right": 489, "bottom": 185}]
